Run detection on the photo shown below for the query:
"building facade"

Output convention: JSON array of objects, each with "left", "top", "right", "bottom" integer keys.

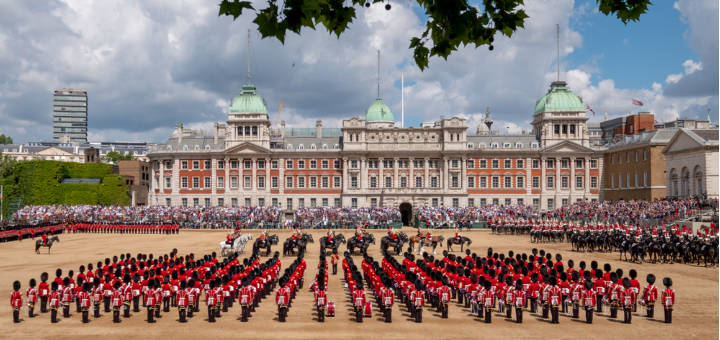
[
  {"left": 117, "top": 160, "right": 151, "bottom": 206},
  {"left": 53, "top": 89, "right": 88, "bottom": 143},
  {"left": 663, "top": 128, "right": 719, "bottom": 199},
  {"left": 147, "top": 80, "right": 604, "bottom": 210},
  {"left": 1, "top": 141, "right": 149, "bottom": 163},
  {"left": 601, "top": 129, "right": 676, "bottom": 201}
]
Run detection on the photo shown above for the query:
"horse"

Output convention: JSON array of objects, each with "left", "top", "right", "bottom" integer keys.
[
  {"left": 380, "top": 232, "right": 408, "bottom": 255},
  {"left": 253, "top": 234, "right": 279, "bottom": 256},
  {"left": 319, "top": 234, "right": 346, "bottom": 254},
  {"left": 347, "top": 233, "right": 375, "bottom": 254},
  {"left": 283, "top": 233, "right": 314, "bottom": 256},
  {"left": 35, "top": 236, "right": 60, "bottom": 254},
  {"left": 446, "top": 236, "right": 472, "bottom": 252},
  {"left": 408, "top": 234, "right": 444, "bottom": 255},
  {"left": 219, "top": 234, "right": 253, "bottom": 257}
]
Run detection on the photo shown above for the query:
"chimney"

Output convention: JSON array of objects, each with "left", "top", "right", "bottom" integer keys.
[
  {"left": 281, "top": 120, "right": 286, "bottom": 139},
  {"left": 213, "top": 122, "right": 219, "bottom": 145},
  {"left": 316, "top": 120, "right": 322, "bottom": 138},
  {"left": 176, "top": 122, "right": 184, "bottom": 143}
]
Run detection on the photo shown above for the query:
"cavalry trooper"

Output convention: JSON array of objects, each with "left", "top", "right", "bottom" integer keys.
[
  {"left": 661, "top": 277, "right": 675, "bottom": 323},
  {"left": 26, "top": 278, "right": 38, "bottom": 318},
  {"left": 11, "top": 281, "right": 22, "bottom": 323}
]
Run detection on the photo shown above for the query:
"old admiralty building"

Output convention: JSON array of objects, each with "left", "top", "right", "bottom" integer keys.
[{"left": 147, "top": 80, "right": 603, "bottom": 211}]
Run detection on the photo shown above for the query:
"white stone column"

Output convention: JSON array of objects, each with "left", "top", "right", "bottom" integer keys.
[
  {"left": 585, "top": 156, "right": 591, "bottom": 196},
  {"left": 265, "top": 157, "right": 270, "bottom": 193},
  {"left": 393, "top": 157, "right": 399, "bottom": 189},
  {"left": 409, "top": 157, "right": 415, "bottom": 188}
]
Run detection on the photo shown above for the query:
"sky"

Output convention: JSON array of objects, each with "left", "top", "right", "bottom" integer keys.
[{"left": 0, "top": 0, "right": 717, "bottom": 143}]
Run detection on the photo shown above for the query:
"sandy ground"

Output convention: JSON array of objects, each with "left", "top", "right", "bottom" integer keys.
[{"left": 0, "top": 229, "right": 717, "bottom": 340}]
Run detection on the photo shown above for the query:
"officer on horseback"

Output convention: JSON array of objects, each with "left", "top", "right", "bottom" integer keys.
[{"left": 41, "top": 233, "right": 48, "bottom": 247}]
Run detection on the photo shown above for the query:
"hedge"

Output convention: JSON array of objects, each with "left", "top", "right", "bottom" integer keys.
[{"left": 0, "top": 160, "right": 130, "bottom": 219}]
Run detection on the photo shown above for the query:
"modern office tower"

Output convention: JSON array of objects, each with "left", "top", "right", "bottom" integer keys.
[{"left": 53, "top": 89, "right": 88, "bottom": 143}]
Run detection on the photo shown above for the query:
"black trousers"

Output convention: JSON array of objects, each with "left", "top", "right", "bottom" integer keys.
[{"left": 664, "top": 307, "right": 672, "bottom": 323}]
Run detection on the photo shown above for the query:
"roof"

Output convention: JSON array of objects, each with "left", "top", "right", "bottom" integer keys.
[
  {"left": 62, "top": 178, "right": 102, "bottom": 184},
  {"left": 692, "top": 129, "right": 719, "bottom": 143},
  {"left": 467, "top": 134, "right": 539, "bottom": 149},
  {"left": 534, "top": 81, "right": 586, "bottom": 115},
  {"left": 605, "top": 128, "right": 678, "bottom": 150},
  {"left": 365, "top": 98, "right": 394, "bottom": 122},
  {"left": 229, "top": 84, "right": 268, "bottom": 114}
]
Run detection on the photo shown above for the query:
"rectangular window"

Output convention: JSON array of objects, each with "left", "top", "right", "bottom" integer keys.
[
  {"left": 214, "top": 176, "right": 223, "bottom": 188},
  {"left": 370, "top": 198, "right": 377, "bottom": 208},
  {"left": 532, "top": 198, "right": 539, "bottom": 209},
  {"left": 231, "top": 176, "right": 238, "bottom": 188},
  {"left": 322, "top": 176, "right": 329, "bottom": 188},
  {"left": 231, "top": 160, "right": 238, "bottom": 169},
  {"left": 576, "top": 176, "right": 583, "bottom": 188},
  {"left": 492, "top": 176, "right": 499, "bottom": 188},
  {"left": 575, "top": 159, "right": 583, "bottom": 169},
  {"left": 193, "top": 198, "right": 199, "bottom": 207},
  {"left": 286, "top": 198, "right": 293, "bottom": 210},
  {"left": 164, "top": 161, "right": 173, "bottom": 169},
  {"left": 590, "top": 159, "right": 598, "bottom": 168},
  {"left": 286, "top": 160, "right": 293, "bottom": 169},
  {"left": 217, "top": 160, "right": 225, "bottom": 169},
  {"left": 591, "top": 176, "right": 598, "bottom": 188},
  {"left": 334, "top": 198, "right": 341, "bottom": 208},
  {"left": 480, "top": 198, "right": 487, "bottom": 206},
  {"left": 517, "top": 159, "right": 524, "bottom": 168},
  {"left": 286, "top": 176, "right": 293, "bottom": 188},
  {"left": 643, "top": 172, "right": 647, "bottom": 187},
  {"left": 517, "top": 198, "right": 524, "bottom": 206},
  {"left": 451, "top": 176, "right": 459, "bottom": 188},
  {"left": 310, "top": 160, "right": 317, "bottom": 169},
  {"left": 271, "top": 176, "right": 278, "bottom": 188},
  {"left": 517, "top": 176, "right": 524, "bottom": 188},
  {"left": 451, "top": 159, "right": 459, "bottom": 168},
  {"left": 504, "top": 176, "right": 511, "bottom": 188},
  {"left": 204, "top": 198, "right": 211, "bottom": 207},
  {"left": 546, "top": 159, "right": 554, "bottom": 168},
  {"left": 298, "top": 160, "right": 305, "bottom": 169},
  {"left": 415, "top": 176, "right": 422, "bottom": 188},
  {"left": 400, "top": 177, "right": 407, "bottom": 188},
  {"left": 257, "top": 160, "right": 265, "bottom": 169},
  {"left": 181, "top": 177, "right": 188, "bottom": 188},
  {"left": 258, "top": 198, "right": 265, "bottom": 206},
  {"left": 554, "top": 124, "right": 560, "bottom": 134},
  {"left": 272, "top": 198, "right": 278, "bottom": 207},
  {"left": 334, "top": 176, "right": 341, "bottom": 188},
  {"left": 258, "top": 176, "right": 265, "bottom": 189},
  {"left": 505, "top": 198, "right": 511, "bottom": 206},
  {"left": 547, "top": 198, "right": 554, "bottom": 210},
  {"left": 245, "top": 198, "right": 251, "bottom": 207},
  {"left": 626, "top": 152, "right": 630, "bottom": 163},
  {"left": 635, "top": 151, "right": 639, "bottom": 162},
  {"left": 547, "top": 176, "right": 554, "bottom": 188},
  {"left": 370, "top": 177, "right": 377, "bottom": 188},
  {"left": 298, "top": 198, "right": 305, "bottom": 209},
  {"left": 204, "top": 160, "right": 211, "bottom": 169},
  {"left": 231, "top": 198, "right": 238, "bottom": 207},
  {"left": 626, "top": 173, "right": 630, "bottom": 188},
  {"left": 452, "top": 198, "right": 459, "bottom": 208},
  {"left": 432, "top": 198, "right": 439, "bottom": 207},
  {"left": 385, "top": 176, "right": 392, "bottom": 188},
  {"left": 504, "top": 159, "right": 511, "bottom": 168},
  {"left": 351, "top": 176, "right": 358, "bottom": 188},
  {"left": 634, "top": 173, "right": 639, "bottom": 187},
  {"left": 561, "top": 159, "right": 569, "bottom": 169},
  {"left": 351, "top": 160, "right": 358, "bottom": 168},
  {"left": 204, "top": 177, "right": 211, "bottom": 188},
  {"left": 561, "top": 176, "right": 569, "bottom": 188},
  {"left": 244, "top": 176, "right": 251, "bottom": 188},
  {"left": 532, "top": 176, "right": 539, "bottom": 188},
  {"left": 351, "top": 198, "right": 358, "bottom": 209},
  {"left": 182, "top": 198, "right": 188, "bottom": 207},
  {"left": 431, "top": 177, "right": 439, "bottom": 188},
  {"left": 310, "top": 176, "right": 317, "bottom": 188},
  {"left": 492, "top": 198, "right": 499, "bottom": 205},
  {"left": 468, "top": 198, "right": 475, "bottom": 207},
  {"left": 322, "top": 160, "right": 329, "bottom": 169},
  {"left": 181, "top": 161, "right": 188, "bottom": 169},
  {"left": 244, "top": 160, "right": 251, "bottom": 169},
  {"left": 298, "top": 177, "right": 305, "bottom": 188},
  {"left": 165, "top": 177, "right": 171, "bottom": 189},
  {"left": 165, "top": 198, "right": 171, "bottom": 206},
  {"left": 611, "top": 175, "right": 615, "bottom": 188},
  {"left": 467, "top": 160, "right": 474, "bottom": 169},
  {"left": 643, "top": 150, "right": 648, "bottom": 161},
  {"left": 480, "top": 176, "right": 487, "bottom": 188},
  {"left": 467, "top": 176, "right": 475, "bottom": 188},
  {"left": 562, "top": 198, "right": 568, "bottom": 207},
  {"left": 322, "top": 198, "right": 328, "bottom": 207},
  {"left": 492, "top": 159, "right": 499, "bottom": 169},
  {"left": 532, "top": 159, "right": 539, "bottom": 169},
  {"left": 271, "top": 160, "right": 278, "bottom": 169},
  {"left": 479, "top": 159, "right": 487, "bottom": 168},
  {"left": 192, "top": 177, "right": 199, "bottom": 188},
  {"left": 192, "top": 161, "right": 199, "bottom": 169}
]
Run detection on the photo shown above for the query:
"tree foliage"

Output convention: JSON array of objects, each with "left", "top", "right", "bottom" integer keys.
[
  {"left": 219, "top": 0, "right": 651, "bottom": 70},
  {"left": 0, "top": 134, "right": 13, "bottom": 145},
  {"left": 104, "top": 151, "right": 134, "bottom": 164}
]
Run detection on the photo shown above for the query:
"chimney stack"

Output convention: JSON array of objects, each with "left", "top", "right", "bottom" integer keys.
[{"left": 316, "top": 120, "right": 323, "bottom": 138}]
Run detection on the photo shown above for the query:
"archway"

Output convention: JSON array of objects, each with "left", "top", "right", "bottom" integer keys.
[{"left": 399, "top": 202, "right": 413, "bottom": 226}]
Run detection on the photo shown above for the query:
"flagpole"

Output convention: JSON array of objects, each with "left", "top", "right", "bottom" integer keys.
[{"left": 401, "top": 72, "right": 404, "bottom": 128}]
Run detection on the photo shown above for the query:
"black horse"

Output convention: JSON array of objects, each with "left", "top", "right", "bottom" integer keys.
[
  {"left": 347, "top": 233, "right": 375, "bottom": 254},
  {"left": 380, "top": 232, "right": 408, "bottom": 255},
  {"left": 253, "top": 235, "right": 279, "bottom": 256},
  {"left": 319, "top": 234, "right": 346, "bottom": 254},
  {"left": 446, "top": 236, "right": 472, "bottom": 252},
  {"left": 283, "top": 234, "right": 314, "bottom": 256},
  {"left": 35, "top": 236, "right": 60, "bottom": 254}
]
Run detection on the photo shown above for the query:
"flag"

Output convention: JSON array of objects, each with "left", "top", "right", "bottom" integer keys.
[
  {"left": 632, "top": 99, "right": 644, "bottom": 106},
  {"left": 585, "top": 104, "right": 595, "bottom": 116}
]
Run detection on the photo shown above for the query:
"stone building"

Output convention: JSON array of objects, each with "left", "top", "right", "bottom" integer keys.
[
  {"left": 663, "top": 128, "right": 719, "bottom": 199},
  {"left": 147, "top": 80, "right": 604, "bottom": 212}
]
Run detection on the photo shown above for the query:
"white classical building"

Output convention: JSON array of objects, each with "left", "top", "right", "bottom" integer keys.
[
  {"left": 663, "top": 128, "right": 719, "bottom": 199},
  {"left": 147, "top": 79, "right": 605, "bottom": 215}
]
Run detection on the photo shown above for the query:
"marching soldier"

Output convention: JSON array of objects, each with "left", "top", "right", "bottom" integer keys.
[
  {"left": 39, "top": 272, "right": 49, "bottom": 313},
  {"left": 661, "top": 277, "right": 675, "bottom": 323},
  {"left": 352, "top": 282, "right": 366, "bottom": 322},
  {"left": 512, "top": 280, "right": 526, "bottom": 323},
  {"left": 11, "top": 281, "right": 22, "bottom": 323},
  {"left": 79, "top": 282, "right": 91, "bottom": 323},
  {"left": 92, "top": 279, "right": 102, "bottom": 318},
  {"left": 61, "top": 277, "right": 72, "bottom": 318},
  {"left": 548, "top": 277, "right": 562, "bottom": 324},
  {"left": 49, "top": 282, "right": 61, "bottom": 323},
  {"left": 621, "top": 278, "right": 634, "bottom": 324},
  {"left": 112, "top": 281, "right": 123, "bottom": 323},
  {"left": 582, "top": 280, "right": 596, "bottom": 324},
  {"left": 481, "top": 280, "right": 494, "bottom": 323},
  {"left": 316, "top": 280, "right": 327, "bottom": 322},
  {"left": 330, "top": 250, "right": 339, "bottom": 275},
  {"left": 176, "top": 280, "right": 189, "bottom": 322},
  {"left": 26, "top": 278, "right": 37, "bottom": 318},
  {"left": 144, "top": 279, "right": 157, "bottom": 323},
  {"left": 642, "top": 273, "right": 658, "bottom": 318}
]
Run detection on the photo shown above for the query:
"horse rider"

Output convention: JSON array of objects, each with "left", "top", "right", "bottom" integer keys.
[
  {"left": 41, "top": 233, "right": 48, "bottom": 247},
  {"left": 226, "top": 233, "right": 234, "bottom": 246},
  {"left": 425, "top": 231, "right": 433, "bottom": 245},
  {"left": 327, "top": 229, "right": 335, "bottom": 244},
  {"left": 416, "top": 225, "right": 422, "bottom": 238},
  {"left": 355, "top": 226, "right": 364, "bottom": 242},
  {"left": 454, "top": 225, "right": 462, "bottom": 240},
  {"left": 259, "top": 229, "right": 268, "bottom": 242},
  {"left": 388, "top": 227, "right": 398, "bottom": 241}
]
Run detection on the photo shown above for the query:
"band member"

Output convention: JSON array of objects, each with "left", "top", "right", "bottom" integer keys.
[
  {"left": 145, "top": 279, "right": 157, "bottom": 323},
  {"left": 79, "top": 283, "right": 91, "bottom": 323},
  {"left": 62, "top": 277, "right": 72, "bottom": 318},
  {"left": 621, "top": 278, "right": 634, "bottom": 324},
  {"left": 661, "top": 277, "right": 675, "bottom": 324},
  {"left": 112, "top": 281, "right": 123, "bottom": 323},
  {"left": 316, "top": 280, "right": 327, "bottom": 322},
  {"left": 176, "top": 281, "right": 189, "bottom": 322},
  {"left": 352, "top": 282, "right": 366, "bottom": 322},
  {"left": 11, "top": 281, "right": 22, "bottom": 323},
  {"left": 528, "top": 273, "right": 540, "bottom": 313},
  {"left": 642, "top": 273, "right": 658, "bottom": 318},
  {"left": 92, "top": 279, "right": 102, "bottom": 318},
  {"left": 548, "top": 277, "right": 562, "bottom": 324},
  {"left": 39, "top": 272, "right": 49, "bottom": 313},
  {"left": 513, "top": 281, "right": 526, "bottom": 323},
  {"left": 331, "top": 250, "right": 339, "bottom": 275},
  {"left": 49, "top": 282, "right": 61, "bottom": 323},
  {"left": 582, "top": 280, "right": 596, "bottom": 324},
  {"left": 26, "top": 278, "right": 37, "bottom": 318}
]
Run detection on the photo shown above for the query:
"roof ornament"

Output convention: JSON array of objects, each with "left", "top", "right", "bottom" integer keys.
[{"left": 484, "top": 107, "right": 493, "bottom": 132}]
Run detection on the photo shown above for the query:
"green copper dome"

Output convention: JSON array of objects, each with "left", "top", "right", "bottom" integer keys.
[
  {"left": 229, "top": 84, "right": 268, "bottom": 114},
  {"left": 534, "top": 81, "right": 586, "bottom": 115},
  {"left": 365, "top": 98, "right": 394, "bottom": 122}
]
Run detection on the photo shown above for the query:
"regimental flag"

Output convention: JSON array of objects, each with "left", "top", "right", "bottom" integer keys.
[
  {"left": 585, "top": 104, "right": 595, "bottom": 116},
  {"left": 632, "top": 99, "right": 644, "bottom": 106}
]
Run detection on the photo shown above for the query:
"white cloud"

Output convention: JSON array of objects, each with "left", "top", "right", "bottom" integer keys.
[{"left": 682, "top": 59, "right": 702, "bottom": 74}]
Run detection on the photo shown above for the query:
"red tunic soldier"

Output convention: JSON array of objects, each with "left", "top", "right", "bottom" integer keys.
[
  {"left": 352, "top": 283, "right": 366, "bottom": 322},
  {"left": 39, "top": 272, "right": 50, "bottom": 313},
  {"left": 79, "top": 283, "right": 92, "bottom": 323},
  {"left": 92, "top": 280, "right": 102, "bottom": 318},
  {"left": 26, "top": 278, "right": 37, "bottom": 318},
  {"left": 176, "top": 281, "right": 189, "bottom": 322},
  {"left": 61, "top": 277, "right": 72, "bottom": 318},
  {"left": 316, "top": 280, "right": 327, "bottom": 322},
  {"left": 642, "top": 274, "right": 658, "bottom": 318},
  {"left": 275, "top": 284, "right": 290, "bottom": 322},
  {"left": 411, "top": 282, "right": 426, "bottom": 323},
  {"left": 438, "top": 281, "right": 452, "bottom": 319},
  {"left": 661, "top": 277, "right": 675, "bottom": 323},
  {"left": 144, "top": 279, "right": 157, "bottom": 323},
  {"left": 49, "top": 282, "right": 61, "bottom": 323},
  {"left": 582, "top": 280, "right": 596, "bottom": 323},
  {"left": 239, "top": 282, "right": 252, "bottom": 322},
  {"left": 481, "top": 280, "right": 494, "bottom": 323},
  {"left": 11, "top": 281, "right": 22, "bottom": 323},
  {"left": 548, "top": 277, "right": 562, "bottom": 324},
  {"left": 380, "top": 285, "right": 394, "bottom": 322},
  {"left": 112, "top": 281, "right": 123, "bottom": 323},
  {"left": 621, "top": 278, "right": 634, "bottom": 324},
  {"left": 512, "top": 281, "right": 526, "bottom": 323}
]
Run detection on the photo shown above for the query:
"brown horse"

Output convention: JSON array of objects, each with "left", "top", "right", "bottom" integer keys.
[{"left": 407, "top": 233, "right": 445, "bottom": 255}]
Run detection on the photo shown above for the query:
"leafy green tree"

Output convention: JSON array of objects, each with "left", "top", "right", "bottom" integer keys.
[
  {"left": 0, "top": 134, "right": 13, "bottom": 144},
  {"left": 104, "top": 151, "right": 134, "bottom": 164},
  {"left": 219, "top": 0, "right": 651, "bottom": 70}
]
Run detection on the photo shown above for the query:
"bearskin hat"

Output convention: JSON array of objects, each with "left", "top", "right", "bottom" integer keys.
[
  {"left": 629, "top": 269, "right": 637, "bottom": 279},
  {"left": 41, "top": 272, "right": 48, "bottom": 282},
  {"left": 663, "top": 277, "right": 672, "bottom": 287},
  {"left": 13, "top": 280, "right": 20, "bottom": 291},
  {"left": 646, "top": 274, "right": 656, "bottom": 284},
  {"left": 622, "top": 278, "right": 630, "bottom": 289},
  {"left": 584, "top": 280, "right": 593, "bottom": 290}
]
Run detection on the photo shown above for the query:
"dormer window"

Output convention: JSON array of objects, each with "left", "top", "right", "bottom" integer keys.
[
  {"left": 205, "top": 145, "right": 211, "bottom": 150},
  {"left": 503, "top": 143, "right": 511, "bottom": 148},
  {"left": 322, "top": 144, "right": 328, "bottom": 150},
  {"left": 286, "top": 144, "right": 293, "bottom": 150},
  {"left": 491, "top": 143, "right": 498, "bottom": 148},
  {"left": 183, "top": 145, "right": 188, "bottom": 151},
  {"left": 298, "top": 144, "right": 304, "bottom": 150},
  {"left": 310, "top": 144, "right": 317, "bottom": 150},
  {"left": 515, "top": 143, "right": 523, "bottom": 148},
  {"left": 467, "top": 143, "right": 473, "bottom": 148}
]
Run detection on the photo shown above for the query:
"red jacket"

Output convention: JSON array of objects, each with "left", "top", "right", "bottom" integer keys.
[
  {"left": 275, "top": 287, "right": 290, "bottom": 306},
  {"left": 437, "top": 286, "right": 452, "bottom": 303},
  {"left": 78, "top": 291, "right": 91, "bottom": 309},
  {"left": 49, "top": 291, "right": 61, "bottom": 308},
  {"left": 26, "top": 288, "right": 37, "bottom": 304},
  {"left": 548, "top": 286, "right": 562, "bottom": 306},
  {"left": 642, "top": 284, "right": 658, "bottom": 304},
  {"left": 582, "top": 289, "right": 596, "bottom": 307},
  {"left": 112, "top": 290, "right": 123, "bottom": 308},
  {"left": 411, "top": 290, "right": 425, "bottom": 307},
  {"left": 38, "top": 282, "right": 49, "bottom": 298},
  {"left": 512, "top": 289, "right": 527, "bottom": 307},
  {"left": 316, "top": 290, "right": 327, "bottom": 307},
  {"left": 661, "top": 288, "right": 675, "bottom": 308},
  {"left": 10, "top": 291, "right": 22, "bottom": 309},
  {"left": 352, "top": 289, "right": 366, "bottom": 307},
  {"left": 176, "top": 290, "right": 189, "bottom": 308},
  {"left": 622, "top": 287, "right": 635, "bottom": 307}
]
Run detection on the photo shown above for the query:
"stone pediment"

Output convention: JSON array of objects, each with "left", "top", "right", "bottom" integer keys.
[
  {"left": 662, "top": 129, "right": 704, "bottom": 154},
  {"left": 224, "top": 142, "right": 269, "bottom": 154},
  {"left": 343, "top": 117, "right": 365, "bottom": 128},
  {"left": 35, "top": 146, "right": 75, "bottom": 156},
  {"left": 542, "top": 140, "right": 594, "bottom": 154}
]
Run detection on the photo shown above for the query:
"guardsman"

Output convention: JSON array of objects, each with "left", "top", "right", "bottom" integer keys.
[
  {"left": 548, "top": 277, "right": 562, "bottom": 324},
  {"left": 62, "top": 277, "right": 72, "bottom": 318},
  {"left": 112, "top": 281, "right": 123, "bottom": 323},
  {"left": 438, "top": 279, "right": 452, "bottom": 318},
  {"left": 176, "top": 280, "right": 189, "bottom": 322},
  {"left": 145, "top": 279, "right": 157, "bottom": 323},
  {"left": 621, "top": 278, "right": 634, "bottom": 324},
  {"left": 352, "top": 282, "right": 366, "bottom": 322},
  {"left": 570, "top": 271, "right": 583, "bottom": 318},
  {"left": 581, "top": 280, "right": 596, "bottom": 323},
  {"left": 411, "top": 281, "right": 425, "bottom": 323},
  {"left": 330, "top": 250, "right": 339, "bottom": 275},
  {"left": 275, "top": 280, "right": 291, "bottom": 322},
  {"left": 608, "top": 272, "right": 621, "bottom": 318},
  {"left": 11, "top": 281, "right": 22, "bottom": 323},
  {"left": 528, "top": 273, "right": 540, "bottom": 313},
  {"left": 79, "top": 282, "right": 91, "bottom": 323},
  {"left": 239, "top": 281, "right": 252, "bottom": 322},
  {"left": 629, "top": 269, "right": 640, "bottom": 312},
  {"left": 316, "top": 280, "right": 327, "bottom": 322},
  {"left": 132, "top": 275, "right": 142, "bottom": 313},
  {"left": 39, "top": 272, "right": 50, "bottom": 313},
  {"left": 186, "top": 279, "right": 196, "bottom": 318},
  {"left": 92, "top": 280, "right": 102, "bottom": 318},
  {"left": 122, "top": 275, "right": 132, "bottom": 318},
  {"left": 642, "top": 273, "right": 658, "bottom": 318},
  {"left": 162, "top": 277, "right": 172, "bottom": 312},
  {"left": 481, "top": 280, "right": 494, "bottom": 323},
  {"left": 380, "top": 284, "right": 394, "bottom": 322},
  {"left": 512, "top": 280, "right": 526, "bottom": 323},
  {"left": 49, "top": 282, "right": 61, "bottom": 323},
  {"left": 41, "top": 233, "right": 48, "bottom": 247},
  {"left": 26, "top": 278, "right": 37, "bottom": 318},
  {"left": 661, "top": 277, "right": 675, "bottom": 323}
]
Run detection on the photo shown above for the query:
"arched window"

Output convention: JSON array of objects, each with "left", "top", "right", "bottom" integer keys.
[
  {"left": 205, "top": 145, "right": 211, "bottom": 150},
  {"left": 298, "top": 144, "right": 304, "bottom": 150},
  {"left": 194, "top": 145, "right": 200, "bottom": 151},
  {"left": 183, "top": 145, "right": 188, "bottom": 151},
  {"left": 286, "top": 144, "right": 293, "bottom": 150},
  {"left": 310, "top": 144, "right": 317, "bottom": 150}
]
